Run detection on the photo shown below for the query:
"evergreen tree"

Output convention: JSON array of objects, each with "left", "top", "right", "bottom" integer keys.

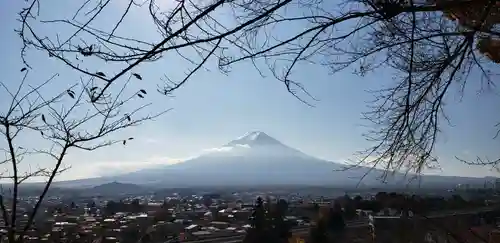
[
  {"left": 271, "top": 199, "right": 291, "bottom": 243},
  {"left": 131, "top": 199, "right": 142, "bottom": 213},
  {"left": 244, "top": 197, "right": 291, "bottom": 243},
  {"left": 105, "top": 200, "right": 118, "bottom": 216},
  {"left": 313, "top": 202, "right": 320, "bottom": 212},
  {"left": 310, "top": 215, "right": 329, "bottom": 243},
  {"left": 327, "top": 202, "right": 346, "bottom": 242},
  {"left": 309, "top": 202, "right": 346, "bottom": 243},
  {"left": 328, "top": 202, "right": 345, "bottom": 231},
  {"left": 244, "top": 197, "right": 268, "bottom": 243}
]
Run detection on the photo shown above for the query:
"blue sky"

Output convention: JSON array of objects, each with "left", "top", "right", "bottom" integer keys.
[{"left": 1, "top": 0, "right": 499, "bottom": 181}]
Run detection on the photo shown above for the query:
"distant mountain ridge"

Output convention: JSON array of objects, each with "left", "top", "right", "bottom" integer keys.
[{"left": 54, "top": 131, "right": 497, "bottom": 188}]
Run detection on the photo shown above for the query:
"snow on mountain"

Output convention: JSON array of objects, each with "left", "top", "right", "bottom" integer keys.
[
  {"left": 103, "top": 131, "right": 388, "bottom": 186},
  {"left": 202, "top": 131, "right": 313, "bottom": 159},
  {"left": 227, "top": 131, "right": 284, "bottom": 147},
  {"left": 55, "top": 131, "right": 497, "bottom": 188}
]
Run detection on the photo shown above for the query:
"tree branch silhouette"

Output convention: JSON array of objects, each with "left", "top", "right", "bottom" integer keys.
[
  {"left": 0, "top": 69, "right": 166, "bottom": 243},
  {"left": 18, "top": 0, "right": 500, "bottom": 175}
]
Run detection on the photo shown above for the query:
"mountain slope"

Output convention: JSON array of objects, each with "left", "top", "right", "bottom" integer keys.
[
  {"left": 88, "top": 182, "right": 145, "bottom": 195},
  {"left": 55, "top": 131, "right": 496, "bottom": 188},
  {"left": 112, "top": 131, "right": 371, "bottom": 186}
]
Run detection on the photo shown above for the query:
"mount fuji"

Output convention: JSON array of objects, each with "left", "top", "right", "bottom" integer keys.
[{"left": 56, "top": 131, "right": 495, "bottom": 188}]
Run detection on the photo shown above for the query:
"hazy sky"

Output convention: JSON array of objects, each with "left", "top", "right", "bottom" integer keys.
[{"left": 1, "top": 1, "right": 499, "bottom": 181}]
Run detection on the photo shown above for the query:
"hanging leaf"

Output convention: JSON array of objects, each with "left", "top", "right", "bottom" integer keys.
[
  {"left": 96, "top": 72, "right": 106, "bottom": 77},
  {"left": 132, "top": 73, "right": 142, "bottom": 80},
  {"left": 20, "top": 67, "right": 27, "bottom": 72},
  {"left": 67, "top": 90, "right": 75, "bottom": 99},
  {"left": 125, "top": 114, "right": 131, "bottom": 121},
  {"left": 90, "top": 87, "right": 98, "bottom": 92},
  {"left": 40, "top": 131, "right": 44, "bottom": 136},
  {"left": 123, "top": 140, "right": 126, "bottom": 145},
  {"left": 137, "top": 93, "right": 144, "bottom": 98},
  {"left": 41, "top": 114, "right": 46, "bottom": 123},
  {"left": 128, "top": 137, "right": 134, "bottom": 140},
  {"left": 140, "top": 89, "right": 147, "bottom": 94}
]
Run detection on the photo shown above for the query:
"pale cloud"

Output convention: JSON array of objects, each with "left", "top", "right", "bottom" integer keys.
[
  {"left": 339, "top": 154, "right": 424, "bottom": 172},
  {"left": 62, "top": 143, "right": 254, "bottom": 180},
  {"left": 59, "top": 155, "right": 192, "bottom": 180},
  {"left": 340, "top": 154, "right": 464, "bottom": 176},
  {"left": 202, "top": 144, "right": 250, "bottom": 153},
  {"left": 203, "top": 146, "right": 234, "bottom": 153},
  {"left": 144, "top": 138, "right": 161, "bottom": 144}
]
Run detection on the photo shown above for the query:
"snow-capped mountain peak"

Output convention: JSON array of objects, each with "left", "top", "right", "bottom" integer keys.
[
  {"left": 226, "top": 131, "right": 283, "bottom": 147},
  {"left": 198, "top": 131, "right": 311, "bottom": 159},
  {"left": 55, "top": 131, "right": 495, "bottom": 189}
]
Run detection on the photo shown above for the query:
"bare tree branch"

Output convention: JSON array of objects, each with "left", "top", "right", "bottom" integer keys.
[
  {"left": 16, "top": 0, "right": 500, "bottom": 178},
  {"left": 0, "top": 68, "right": 167, "bottom": 242}
]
